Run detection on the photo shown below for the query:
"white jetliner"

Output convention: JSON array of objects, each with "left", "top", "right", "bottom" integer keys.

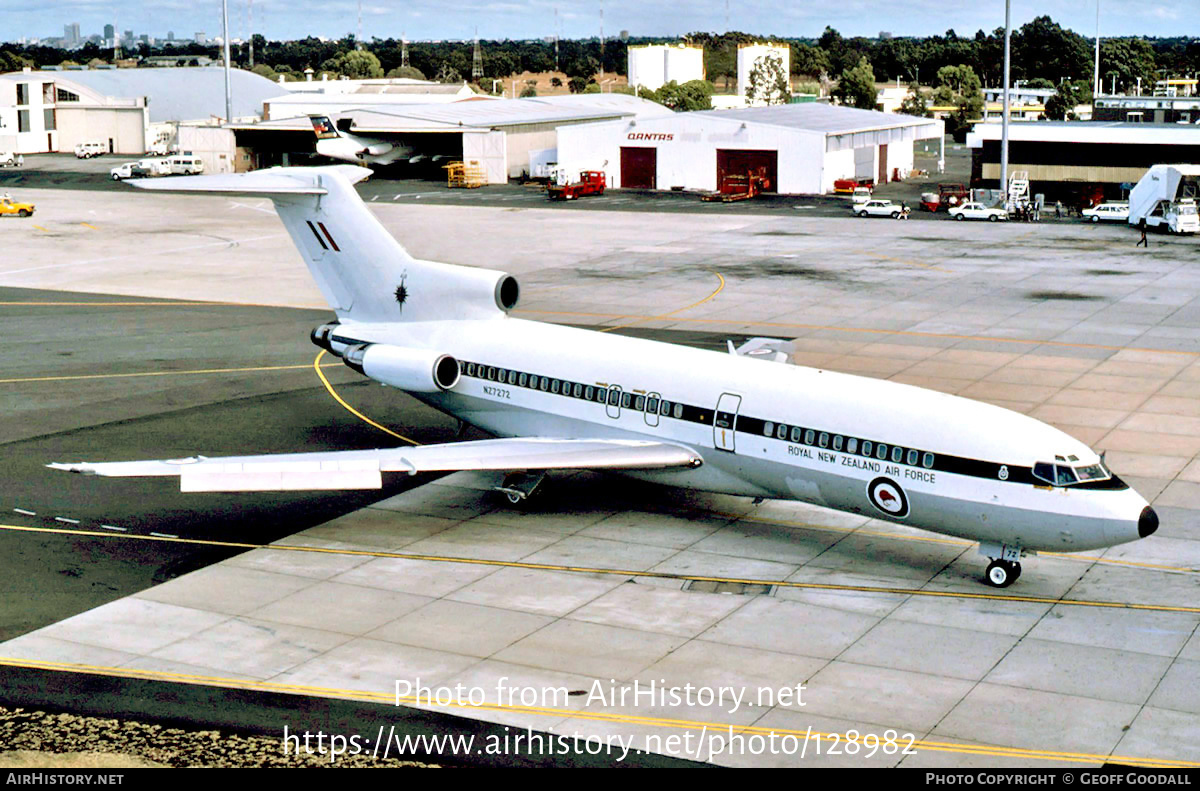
[
  {"left": 49, "top": 165, "right": 1159, "bottom": 588},
  {"left": 310, "top": 115, "right": 415, "bottom": 166}
]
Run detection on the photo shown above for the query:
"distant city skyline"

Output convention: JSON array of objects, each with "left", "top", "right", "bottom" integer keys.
[{"left": 6, "top": 0, "right": 1198, "bottom": 45}]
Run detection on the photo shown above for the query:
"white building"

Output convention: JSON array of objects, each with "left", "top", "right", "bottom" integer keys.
[
  {"left": 556, "top": 103, "right": 943, "bottom": 194},
  {"left": 627, "top": 45, "right": 704, "bottom": 92},
  {"left": 265, "top": 78, "right": 482, "bottom": 119},
  {"left": 737, "top": 43, "right": 790, "bottom": 102},
  {"left": 0, "top": 66, "right": 280, "bottom": 155}
]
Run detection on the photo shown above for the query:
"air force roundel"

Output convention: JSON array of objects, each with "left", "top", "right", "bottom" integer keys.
[{"left": 867, "top": 477, "right": 909, "bottom": 519}]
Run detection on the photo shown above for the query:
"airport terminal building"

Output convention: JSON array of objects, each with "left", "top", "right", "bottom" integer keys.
[
  {"left": 555, "top": 103, "right": 945, "bottom": 194},
  {"left": 967, "top": 121, "right": 1200, "bottom": 200},
  {"left": 0, "top": 66, "right": 280, "bottom": 156}
]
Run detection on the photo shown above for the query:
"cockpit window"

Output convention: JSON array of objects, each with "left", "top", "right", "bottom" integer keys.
[{"left": 1034, "top": 459, "right": 1110, "bottom": 486}]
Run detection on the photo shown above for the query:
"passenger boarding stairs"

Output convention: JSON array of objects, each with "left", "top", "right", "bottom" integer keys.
[{"left": 1005, "top": 171, "right": 1030, "bottom": 211}]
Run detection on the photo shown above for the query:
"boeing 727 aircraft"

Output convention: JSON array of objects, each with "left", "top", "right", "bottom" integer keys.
[{"left": 49, "top": 165, "right": 1159, "bottom": 588}]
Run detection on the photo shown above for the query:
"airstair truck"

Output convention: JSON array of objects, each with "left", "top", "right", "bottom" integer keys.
[{"left": 1129, "top": 164, "right": 1200, "bottom": 235}]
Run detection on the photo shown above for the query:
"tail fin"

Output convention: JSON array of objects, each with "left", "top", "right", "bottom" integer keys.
[
  {"left": 130, "top": 166, "right": 519, "bottom": 324},
  {"left": 310, "top": 115, "right": 340, "bottom": 140}
]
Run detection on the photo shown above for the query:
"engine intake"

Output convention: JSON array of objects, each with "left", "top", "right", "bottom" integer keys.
[{"left": 342, "top": 344, "right": 460, "bottom": 392}]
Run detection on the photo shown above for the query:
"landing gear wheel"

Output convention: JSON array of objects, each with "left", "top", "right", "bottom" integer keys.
[
  {"left": 504, "top": 490, "right": 523, "bottom": 506},
  {"left": 985, "top": 559, "right": 1018, "bottom": 588}
]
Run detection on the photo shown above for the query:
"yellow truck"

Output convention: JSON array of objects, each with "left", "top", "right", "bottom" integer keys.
[{"left": 0, "top": 193, "right": 35, "bottom": 217}]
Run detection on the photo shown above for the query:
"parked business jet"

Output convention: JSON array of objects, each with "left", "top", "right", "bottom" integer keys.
[
  {"left": 310, "top": 115, "right": 415, "bottom": 166},
  {"left": 48, "top": 165, "right": 1159, "bottom": 588}
]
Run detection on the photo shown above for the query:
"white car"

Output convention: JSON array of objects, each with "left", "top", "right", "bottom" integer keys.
[
  {"left": 1082, "top": 202, "right": 1130, "bottom": 223},
  {"left": 110, "top": 162, "right": 148, "bottom": 181},
  {"left": 850, "top": 186, "right": 873, "bottom": 206},
  {"left": 949, "top": 202, "right": 1008, "bottom": 222},
  {"left": 855, "top": 199, "right": 908, "bottom": 219}
]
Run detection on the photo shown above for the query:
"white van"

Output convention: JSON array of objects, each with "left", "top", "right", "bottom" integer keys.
[
  {"left": 74, "top": 141, "right": 107, "bottom": 159},
  {"left": 0, "top": 151, "right": 16, "bottom": 167},
  {"left": 138, "top": 158, "right": 172, "bottom": 176},
  {"left": 165, "top": 155, "right": 204, "bottom": 175}
]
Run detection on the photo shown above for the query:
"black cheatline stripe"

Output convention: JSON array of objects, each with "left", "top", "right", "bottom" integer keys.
[
  {"left": 455, "top": 362, "right": 1128, "bottom": 491},
  {"left": 305, "top": 221, "right": 328, "bottom": 250},
  {"left": 317, "top": 221, "right": 340, "bottom": 252}
]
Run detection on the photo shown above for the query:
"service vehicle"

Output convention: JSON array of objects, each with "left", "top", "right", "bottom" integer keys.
[
  {"left": 110, "top": 162, "right": 149, "bottom": 181},
  {"left": 850, "top": 186, "right": 873, "bottom": 205},
  {"left": 547, "top": 170, "right": 606, "bottom": 201},
  {"left": 0, "top": 193, "right": 35, "bottom": 217},
  {"left": 165, "top": 155, "right": 204, "bottom": 175},
  {"left": 74, "top": 141, "right": 107, "bottom": 159},
  {"left": 1081, "top": 202, "right": 1130, "bottom": 223},
  {"left": 949, "top": 202, "right": 1009, "bottom": 222},
  {"left": 138, "top": 158, "right": 172, "bottom": 176},
  {"left": 833, "top": 177, "right": 874, "bottom": 194},
  {"left": 855, "top": 199, "right": 907, "bottom": 219},
  {"left": 1129, "top": 165, "right": 1200, "bottom": 234},
  {"left": 0, "top": 151, "right": 17, "bottom": 167}
]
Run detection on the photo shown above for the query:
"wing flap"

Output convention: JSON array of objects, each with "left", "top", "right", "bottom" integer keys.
[{"left": 48, "top": 438, "right": 702, "bottom": 493}]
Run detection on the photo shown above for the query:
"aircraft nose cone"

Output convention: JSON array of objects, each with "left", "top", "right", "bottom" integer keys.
[{"left": 1139, "top": 505, "right": 1159, "bottom": 538}]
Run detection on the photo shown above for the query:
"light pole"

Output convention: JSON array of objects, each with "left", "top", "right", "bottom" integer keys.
[
  {"left": 222, "top": 0, "right": 232, "bottom": 123},
  {"left": 1001, "top": 0, "right": 1011, "bottom": 207}
]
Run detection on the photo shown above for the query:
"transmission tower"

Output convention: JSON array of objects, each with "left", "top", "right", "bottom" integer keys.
[
  {"left": 472, "top": 28, "right": 483, "bottom": 81},
  {"left": 357, "top": 0, "right": 363, "bottom": 49},
  {"left": 554, "top": 7, "right": 559, "bottom": 71},
  {"left": 248, "top": 0, "right": 254, "bottom": 68},
  {"left": 401, "top": 31, "right": 409, "bottom": 69}
]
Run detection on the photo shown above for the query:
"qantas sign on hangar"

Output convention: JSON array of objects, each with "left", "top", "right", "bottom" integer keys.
[{"left": 555, "top": 103, "right": 944, "bottom": 195}]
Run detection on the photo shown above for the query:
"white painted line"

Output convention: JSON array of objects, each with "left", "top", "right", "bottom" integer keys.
[
  {"left": 149, "top": 532, "right": 178, "bottom": 538},
  {"left": 100, "top": 524, "right": 127, "bottom": 532},
  {"left": 13, "top": 508, "right": 35, "bottom": 516},
  {"left": 54, "top": 517, "right": 81, "bottom": 525}
]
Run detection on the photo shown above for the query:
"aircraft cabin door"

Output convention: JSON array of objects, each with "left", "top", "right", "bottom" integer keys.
[{"left": 714, "top": 393, "right": 741, "bottom": 452}]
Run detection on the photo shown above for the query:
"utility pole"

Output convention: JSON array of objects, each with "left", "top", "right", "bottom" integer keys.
[
  {"left": 1001, "top": 0, "right": 1011, "bottom": 207},
  {"left": 357, "top": 0, "right": 363, "bottom": 49},
  {"left": 222, "top": 0, "right": 232, "bottom": 123},
  {"left": 554, "top": 7, "right": 560, "bottom": 72},
  {"left": 248, "top": 0, "right": 254, "bottom": 68},
  {"left": 1093, "top": 0, "right": 1101, "bottom": 98},
  {"left": 401, "top": 31, "right": 409, "bottom": 69},
  {"left": 472, "top": 28, "right": 483, "bottom": 82}
]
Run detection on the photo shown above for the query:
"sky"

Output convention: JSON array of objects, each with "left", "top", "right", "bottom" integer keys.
[{"left": 6, "top": 0, "right": 1197, "bottom": 43}]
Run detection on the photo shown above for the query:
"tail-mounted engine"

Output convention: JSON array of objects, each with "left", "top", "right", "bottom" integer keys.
[{"left": 342, "top": 344, "right": 460, "bottom": 393}]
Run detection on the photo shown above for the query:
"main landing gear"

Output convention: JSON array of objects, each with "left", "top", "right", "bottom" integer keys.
[
  {"left": 979, "top": 542, "right": 1025, "bottom": 588},
  {"left": 495, "top": 471, "right": 545, "bottom": 507}
]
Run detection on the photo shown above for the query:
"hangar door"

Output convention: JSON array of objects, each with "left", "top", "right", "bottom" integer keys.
[
  {"left": 462, "top": 130, "right": 508, "bottom": 185},
  {"left": 716, "top": 149, "right": 778, "bottom": 193},
  {"left": 620, "top": 147, "right": 657, "bottom": 189}
]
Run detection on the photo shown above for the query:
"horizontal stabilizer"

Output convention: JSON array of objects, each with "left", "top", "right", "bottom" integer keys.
[
  {"left": 47, "top": 438, "right": 703, "bottom": 493},
  {"left": 128, "top": 165, "right": 373, "bottom": 195}
]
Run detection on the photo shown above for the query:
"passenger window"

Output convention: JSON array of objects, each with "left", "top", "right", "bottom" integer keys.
[
  {"left": 818, "top": 432, "right": 828, "bottom": 448},
  {"left": 847, "top": 438, "right": 858, "bottom": 454},
  {"left": 621, "top": 392, "right": 632, "bottom": 408},
  {"left": 777, "top": 424, "right": 787, "bottom": 440},
  {"left": 833, "top": 435, "right": 844, "bottom": 451},
  {"left": 861, "top": 440, "right": 872, "bottom": 456},
  {"left": 586, "top": 385, "right": 595, "bottom": 400},
  {"left": 804, "top": 429, "right": 815, "bottom": 445},
  {"left": 648, "top": 397, "right": 659, "bottom": 414},
  {"left": 661, "top": 400, "right": 671, "bottom": 414},
  {"left": 907, "top": 449, "right": 918, "bottom": 466},
  {"left": 791, "top": 427, "right": 802, "bottom": 443},
  {"left": 633, "top": 395, "right": 645, "bottom": 411},
  {"left": 922, "top": 452, "right": 934, "bottom": 469},
  {"left": 673, "top": 403, "right": 683, "bottom": 419},
  {"left": 539, "top": 377, "right": 550, "bottom": 392},
  {"left": 518, "top": 372, "right": 528, "bottom": 387},
  {"left": 876, "top": 444, "right": 888, "bottom": 460},
  {"left": 764, "top": 421, "right": 774, "bottom": 437},
  {"left": 551, "top": 379, "right": 560, "bottom": 394},
  {"left": 891, "top": 447, "right": 903, "bottom": 463},
  {"left": 465, "top": 363, "right": 475, "bottom": 376},
  {"left": 573, "top": 383, "right": 582, "bottom": 398},
  {"left": 487, "top": 367, "right": 497, "bottom": 380},
  {"left": 608, "top": 389, "right": 620, "bottom": 405},
  {"left": 508, "top": 370, "right": 518, "bottom": 385}
]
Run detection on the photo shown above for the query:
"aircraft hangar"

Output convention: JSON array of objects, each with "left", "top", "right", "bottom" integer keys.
[
  {"left": 224, "top": 94, "right": 674, "bottom": 183},
  {"left": 555, "top": 103, "right": 945, "bottom": 194}
]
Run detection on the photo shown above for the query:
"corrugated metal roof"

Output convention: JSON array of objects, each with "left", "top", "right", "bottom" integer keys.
[
  {"left": 1, "top": 67, "right": 280, "bottom": 122},
  {"left": 696, "top": 103, "right": 941, "bottom": 135},
  {"left": 967, "top": 120, "right": 1200, "bottom": 146}
]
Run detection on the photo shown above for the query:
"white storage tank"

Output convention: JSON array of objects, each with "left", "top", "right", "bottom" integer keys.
[
  {"left": 738, "top": 43, "right": 791, "bottom": 101},
  {"left": 628, "top": 45, "right": 704, "bottom": 92}
]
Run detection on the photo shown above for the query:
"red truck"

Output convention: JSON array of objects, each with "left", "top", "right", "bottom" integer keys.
[
  {"left": 833, "top": 177, "right": 875, "bottom": 194},
  {"left": 547, "top": 170, "right": 607, "bottom": 201}
]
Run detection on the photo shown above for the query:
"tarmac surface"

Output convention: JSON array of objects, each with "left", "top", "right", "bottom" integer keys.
[{"left": 2, "top": 158, "right": 1199, "bottom": 768}]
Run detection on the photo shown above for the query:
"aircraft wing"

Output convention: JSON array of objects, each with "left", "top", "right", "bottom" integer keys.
[{"left": 47, "top": 438, "right": 703, "bottom": 493}]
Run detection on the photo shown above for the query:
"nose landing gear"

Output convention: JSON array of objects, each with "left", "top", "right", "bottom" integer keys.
[
  {"left": 985, "top": 559, "right": 1021, "bottom": 588},
  {"left": 979, "top": 542, "right": 1026, "bottom": 588}
]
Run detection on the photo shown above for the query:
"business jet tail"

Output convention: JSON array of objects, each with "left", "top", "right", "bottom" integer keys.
[{"left": 130, "top": 166, "right": 519, "bottom": 324}]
